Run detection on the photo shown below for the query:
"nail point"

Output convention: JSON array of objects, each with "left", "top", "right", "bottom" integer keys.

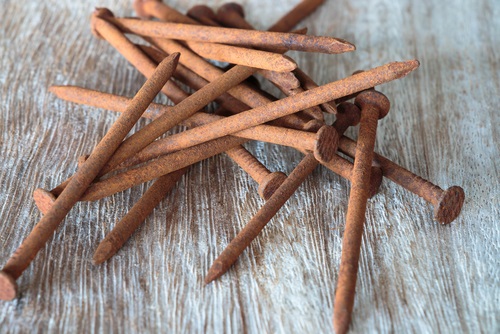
[
  {"left": 33, "top": 188, "right": 56, "bottom": 215},
  {"left": 0, "top": 271, "right": 18, "bottom": 301},
  {"left": 258, "top": 172, "right": 287, "bottom": 200}
]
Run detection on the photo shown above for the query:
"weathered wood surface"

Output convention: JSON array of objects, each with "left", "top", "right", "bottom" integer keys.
[{"left": 0, "top": 0, "right": 498, "bottom": 333}]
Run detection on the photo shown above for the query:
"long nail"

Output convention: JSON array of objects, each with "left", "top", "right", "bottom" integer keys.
[
  {"left": 108, "top": 14, "right": 355, "bottom": 54},
  {"left": 92, "top": 167, "right": 187, "bottom": 265},
  {"left": 333, "top": 90, "right": 390, "bottom": 334},
  {"left": 123, "top": 121, "right": 338, "bottom": 168},
  {"left": 338, "top": 137, "right": 465, "bottom": 224},
  {"left": 0, "top": 52, "right": 180, "bottom": 301},
  {"left": 204, "top": 152, "right": 320, "bottom": 284},
  {"left": 35, "top": 87, "right": 293, "bottom": 210}
]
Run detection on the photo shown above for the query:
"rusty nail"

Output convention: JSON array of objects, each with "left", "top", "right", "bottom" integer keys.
[
  {"left": 111, "top": 11, "right": 355, "bottom": 54},
  {"left": 0, "top": 52, "right": 180, "bottom": 300},
  {"left": 333, "top": 90, "right": 390, "bottom": 334},
  {"left": 204, "top": 152, "right": 320, "bottom": 284}
]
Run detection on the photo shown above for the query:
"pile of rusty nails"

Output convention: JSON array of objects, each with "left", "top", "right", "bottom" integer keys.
[{"left": 0, "top": 1, "right": 465, "bottom": 332}]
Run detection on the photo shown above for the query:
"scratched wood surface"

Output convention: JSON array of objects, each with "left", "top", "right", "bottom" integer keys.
[{"left": 0, "top": 0, "right": 498, "bottom": 333}]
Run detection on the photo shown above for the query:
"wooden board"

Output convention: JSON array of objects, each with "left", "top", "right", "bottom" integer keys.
[{"left": 0, "top": 0, "right": 498, "bottom": 332}]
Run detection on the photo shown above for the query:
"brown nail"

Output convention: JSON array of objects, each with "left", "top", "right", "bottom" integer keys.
[
  {"left": 53, "top": 60, "right": 418, "bottom": 203},
  {"left": 108, "top": 15, "right": 355, "bottom": 54},
  {"left": 225, "top": 147, "right": 287, "bottom": 201},
  {"left": 338, "top": 136, "right": 465, "bottom": 224},
  {"left": 333, "top": 90, "right": 390, "bottom": 334},
  {"left": 0, "top": 52, "right": 180, "bottom": 300},
  {"left": 92, "top": 167, "right": 187, "bottom": 265},
  {"left": 205, "top": 152, "right": 320, "bottom": 283},
  {"left": 124, "top": 120, "right": 338, "bottom": 168},
  {"left": 267, "top": 0, "right": 326, "bottom": 32}
]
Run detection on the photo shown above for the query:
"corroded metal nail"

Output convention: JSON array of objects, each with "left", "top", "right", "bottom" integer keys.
[
  {"left": 333, "top": 90, "right": 390, "bottom": 334},
  {"left": 267, "top": 0, "right": 326, "bottom": 32},
  {"left": 338, "top": 137, "right": 465, "bottom": 224},
  {"left": 224, "top": 147, "right": 287, "bottom": 201},
  {"left": 0, "top": 52, "right": 180, "bottom": 300},
  {"left": 108, "top": 14, "right": 356, "bottom": 54},
  {"left": 92, "top": 167, "right": 188, "bottom": 265},
  {"left": 184, "top": 40, "right": 298, "bottom": 72},
  {"left": 204, "top": 152, "right": 320, "bottom": 284},
  {"left": 125, "top": 121, "right": 338, "bottom": 168}
]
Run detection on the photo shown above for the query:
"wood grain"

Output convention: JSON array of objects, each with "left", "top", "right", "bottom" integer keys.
[{"left": 0, "top": 0, "right": 498, "bottom": 333}]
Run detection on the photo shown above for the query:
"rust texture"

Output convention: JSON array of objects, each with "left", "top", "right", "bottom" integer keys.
[
  {"left": 0, "top": 53, "right": 180, "bottom": 301},
  {"left": 333, "top": 90, "right": 391, "bottom": 334},
  {"left": 184, "top": 41, "right": 298, "bottom": 72},
  {"left": 92, "top": 167, "right": 188, "bottom": 265},
  {"left": 107, "top": 16, "right": 356, "bottom": 55}
]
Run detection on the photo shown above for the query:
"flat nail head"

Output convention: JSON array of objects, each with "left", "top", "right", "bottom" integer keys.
[
  {"left": 218, "top": 3, "right": 245, "bottom": 18},
  {"left": 33, "top": 188, "right": 56, "bottom": 215},
  {"left": 354, "top": 90, "right": 391, "bottom": 119},
  {"left": 314, "top": 125, "right": 339, "bottom": 163},
  {"left": 258, "top": 172, "right": 287, "bottom": 201},
  {"left": 0, "top": 271, "right": 18, "bottom": 301},
  {"left": 434, "top": 186, "right": 465, "bottom": 224},
  {"left": 133, "top": 0, "right": 159, "bottom": 19},
  {"left": 90, "top": 8, "right": 115, "bottom": 39}
]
